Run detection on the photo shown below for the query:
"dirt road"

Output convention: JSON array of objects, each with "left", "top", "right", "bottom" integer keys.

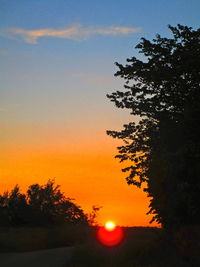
[{"left": 0, "top": 246, "right": 74, "bottom": 267}]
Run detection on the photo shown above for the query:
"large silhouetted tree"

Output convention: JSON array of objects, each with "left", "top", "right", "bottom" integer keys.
[{"left": 107, "top": 25, "right": 200, "bottom": 229}]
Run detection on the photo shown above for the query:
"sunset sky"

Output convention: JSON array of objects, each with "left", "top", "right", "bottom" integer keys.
[{"left": 1, "top": 0, "right": 199, "bottom": 226}]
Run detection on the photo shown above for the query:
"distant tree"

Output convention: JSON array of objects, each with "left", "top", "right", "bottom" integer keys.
[
  {"left": 0, "top": 186, "right": 27, "bottom": 226},
  {"left": 107, "top": 25, "right": 200, "bottom": 229},
  {"left": 0, "top": 179, "right": 88, "bottom": 227},
  {"left": 0, "top": 191, "right": 11, "bottom": 226},
  {"left": 26, "top": 179, "right": 88, "bottom": 225},
  {"left": 87, "top": 205, "right": 102, "bottom": 226}
]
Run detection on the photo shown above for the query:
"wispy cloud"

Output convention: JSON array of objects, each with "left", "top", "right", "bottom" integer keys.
[{"left": 0, "top": 24, "right": 141, "bottom": 44}]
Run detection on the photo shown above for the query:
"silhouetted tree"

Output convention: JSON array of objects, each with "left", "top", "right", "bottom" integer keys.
[
  {"left": 0, "top": 191, "right": 11, "bottom": 226},
  {"left": 107, "top": 25, "right": 200, "bottom": 229},
  {"left": 0, "top": 186, "right": 27, "bottom": 226},
  {"left": 0, "top": 179, "right": 88, "bottom": 227},
  {"left": 87, "top": 205, "right": 102, "bottom": 226}
]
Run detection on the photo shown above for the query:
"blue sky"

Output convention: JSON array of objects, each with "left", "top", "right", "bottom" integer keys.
[
  {"left": 1, "top": 0, "right": 199, "bottom": 127},
  {"left": 0, "top": 0, "right": 200, "bottom": 225}
]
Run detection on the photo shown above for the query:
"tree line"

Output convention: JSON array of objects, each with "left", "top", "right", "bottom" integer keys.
[{"left": 0, "top": 179, "right": 99, "bottom": 227}]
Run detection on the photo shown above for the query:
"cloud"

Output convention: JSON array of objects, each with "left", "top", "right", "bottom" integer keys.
[{"left": 0, "top": 24, "right": 141, "bottom": 44}]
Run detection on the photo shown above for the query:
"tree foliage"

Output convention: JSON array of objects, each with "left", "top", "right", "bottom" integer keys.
[
  {"left": 107, "top": 25, "right": 200, "bottom": 229},
  {"left": 87, "top": 205, "right": 102, "bottom": 226},
  {"left": 0, "top": 179, "right": 88, "bottom": 227}
]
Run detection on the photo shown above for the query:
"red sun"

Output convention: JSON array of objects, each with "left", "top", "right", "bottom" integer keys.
[{"left": 97, "top": 222, "right": 124, "bottom": 246}]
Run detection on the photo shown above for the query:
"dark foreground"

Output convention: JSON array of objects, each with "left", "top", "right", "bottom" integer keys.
[
  {"left": 0, "top": 246, "right": 74, "bottom": 267},
  {"left": 0, "top": 225, "right": 199, "bottom": 266}
]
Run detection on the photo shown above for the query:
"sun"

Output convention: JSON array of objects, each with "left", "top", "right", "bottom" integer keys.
[{"left": 105, "top": 221, "right": 116, "bottom": 231}]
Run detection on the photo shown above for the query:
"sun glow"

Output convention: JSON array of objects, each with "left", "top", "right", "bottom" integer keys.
[
  {"left": 97, "top": 222, "right": 124, "bottom": 246},
  {"left": 105, "top": 221, "right": 116, "bottom": 231}
]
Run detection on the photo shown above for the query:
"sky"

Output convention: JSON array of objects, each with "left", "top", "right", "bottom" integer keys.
[{"left": 0, "top": 0, "right": 199, "bottom": 226}]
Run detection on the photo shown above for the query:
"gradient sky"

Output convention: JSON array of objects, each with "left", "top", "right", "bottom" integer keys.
[{"left": 1, "top": 0, "right": 199, "bottom": 226}]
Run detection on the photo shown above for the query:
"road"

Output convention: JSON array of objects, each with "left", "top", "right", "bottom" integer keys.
[{"left": 0, "top": 246, "right": 74, "bottom": 267}]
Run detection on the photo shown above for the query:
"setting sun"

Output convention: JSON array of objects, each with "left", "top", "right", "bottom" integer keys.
[
  {"left": 97, "top": 222, "right": 124, "bottom": 246},
  {"left": 105, "top": 221, "right": 116, "bottom": 231}
]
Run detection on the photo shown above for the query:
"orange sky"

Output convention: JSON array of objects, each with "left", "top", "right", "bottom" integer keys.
[
  {"left": 1, "top": 0, "right": 199, "bottom": 229},
  {"left": 0, "top": 123, "right": 159, "bottom": 227}
]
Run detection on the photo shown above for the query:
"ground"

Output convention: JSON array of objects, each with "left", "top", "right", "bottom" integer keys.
[{"left": 0, "top": 246, "right": 74, "bottom": 267}]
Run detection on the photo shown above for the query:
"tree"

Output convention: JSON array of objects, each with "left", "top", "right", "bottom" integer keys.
[
  {"left": 107, "top": 25, "right": 200, "bottom": 229},
  {"left": 26, "top": 179, "right": 88, "bottom": 225},
  {"left": 87, "top": 205, "right": 102, "bottom": 226},
  {"left": 0, "top": 186, "right": 27, "bottom": 226},
  {"left": 0, "top": 179, "right": 88, "bottom": 226}
]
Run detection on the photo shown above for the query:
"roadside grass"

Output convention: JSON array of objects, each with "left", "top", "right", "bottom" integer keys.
[
  {"left": 68, "top": 227, "right": 199, "bottom": 266},
  {"left": 69, "top": 227, "right": 165, "bottom": 266}
]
